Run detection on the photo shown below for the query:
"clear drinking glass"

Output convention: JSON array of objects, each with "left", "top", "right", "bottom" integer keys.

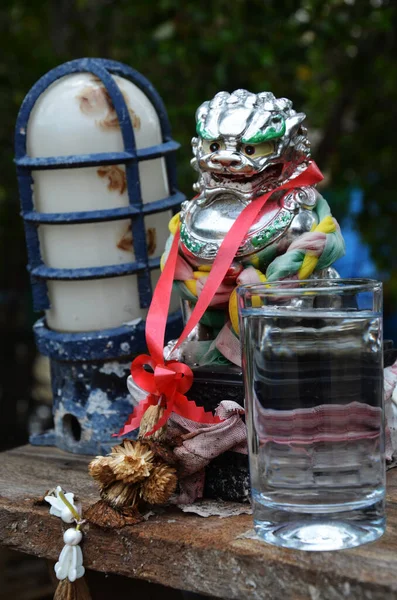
[{"left": 237, "top": 279, "right": 385, "bottom": 551}]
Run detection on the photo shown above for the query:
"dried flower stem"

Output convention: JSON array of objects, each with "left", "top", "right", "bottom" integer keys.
[{"left": 138, "top": 404, "right": 166, "bottom": 441}]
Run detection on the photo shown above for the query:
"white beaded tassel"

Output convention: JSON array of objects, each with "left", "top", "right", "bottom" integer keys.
[
  {"left": 55, "top": 528, "right": 85, "bottom": 582},
  {"left": 45, "top": 486, "right": 91, "bottom": 599}
]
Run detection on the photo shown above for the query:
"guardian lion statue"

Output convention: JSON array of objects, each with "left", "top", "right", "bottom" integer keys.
[{"left": 163, "top": 90, "right": 345, "bottom": 366}]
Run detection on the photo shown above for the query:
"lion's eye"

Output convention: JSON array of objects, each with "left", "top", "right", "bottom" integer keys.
[
  {"left": 201, "top": 140, "right": 225, "bottom": 153},
  {"left": 242, "top": 142, "right": 274, "bottom": 157},
  {"left": 244, "top": 145, "right": 255, "bottom": 156}
]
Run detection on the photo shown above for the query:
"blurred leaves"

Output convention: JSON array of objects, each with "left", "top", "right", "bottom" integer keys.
[{"left": 0, "top": 0, "right": 396, "bottom": 300}]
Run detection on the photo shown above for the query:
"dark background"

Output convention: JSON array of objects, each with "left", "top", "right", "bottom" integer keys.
[{"left": 0, "top": 0, "right": 396, "bottom": 449}]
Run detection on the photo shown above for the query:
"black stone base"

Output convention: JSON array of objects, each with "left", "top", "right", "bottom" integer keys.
[
  {"left": 190, "top": 364, "right": 244, "bottom": 411},
  {"left": 204, "top": 451, "right": 250, "bottom": 503}
]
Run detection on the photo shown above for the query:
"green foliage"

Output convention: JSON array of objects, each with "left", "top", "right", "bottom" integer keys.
[{"left": 0, "top": 0, "right": 396, "bottom": 302}]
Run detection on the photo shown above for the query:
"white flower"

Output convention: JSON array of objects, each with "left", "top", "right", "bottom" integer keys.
[
  {"left": 44, "top": 486, "right": 78, "bottom": 524},
  {"left": 55, "top": 543, "right": 85, "bottom": 582}
]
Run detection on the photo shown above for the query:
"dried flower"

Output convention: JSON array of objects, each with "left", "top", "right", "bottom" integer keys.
[
  {"left": 88, "top": 457, "right": 116, "bottom": 486},
  {"left": 138, "top": 404, "right": 166, "bottom": 441},
  {"left": 110, "top": 440, "right": 155, "bottom": 484},
  {"left": 100, "top": 481, "right": 138, "bottom": 509},
  {"left": 140, "top": 464, "right": 177, "bottom": 505},
  {"left": 87, "top": 437, "right": 179, "bottom": 527}
]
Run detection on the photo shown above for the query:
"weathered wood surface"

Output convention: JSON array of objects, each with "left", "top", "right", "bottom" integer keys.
[{"left": 1, "top": 445, "right": 397, "bottom": 600}]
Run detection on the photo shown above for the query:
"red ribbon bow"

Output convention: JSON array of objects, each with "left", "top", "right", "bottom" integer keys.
[
  {"left": 117, "top": 162, "right": 324, "bottom": 437},
  {"left": 117, "top": 354, "right": 217, "bottom": 436}
]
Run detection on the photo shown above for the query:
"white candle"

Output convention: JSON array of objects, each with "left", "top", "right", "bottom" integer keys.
[{"left": 27, "top": 73, "right": 178, "bottom": 332}]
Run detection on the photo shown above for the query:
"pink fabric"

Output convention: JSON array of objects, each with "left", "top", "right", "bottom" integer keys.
[
  {"left": 167, "top": 401, "right": 247, "bottom": 503},
  {"left": 288, "top": 231, "right": 326, "bottom": 256},
  {"left": 197, "top": 266, "right": 262, "bottom": 368},
  {"left": 174, "top": 254, "right": 194, "bottom": 280},
  {"left": 236, "top": 266, "right": 263, "bottom": 285},
  {"left": 176, "top": 471, "right": 206, "bottom": 504},
  {"left": 287, "top": 217, "right": 339, "bottom": 255},
  {"left": 385, "top": 360, "right": 397, "bottom": 460},
  {"left": 385, "top": 360, "right": 397, "bottom": 403},
  {"left": 215, "top": 322, "right": 242, "bottom": 367},
  {"left": 196, "top": 277, "right": 235, "bottom": 307}
]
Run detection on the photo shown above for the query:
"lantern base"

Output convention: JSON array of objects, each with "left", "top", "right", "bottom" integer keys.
[
  {"left": 30, "top": 429, "right": 56, "bottom": 446},
  {"left": 30, "top": 357, "right": 135, "bottom": 454},
  {"left": 29, "top": 433, "right": 129, "bottom": 455},
  {"left": 31, "top": 313, "right": 183, "bottom": 454}
]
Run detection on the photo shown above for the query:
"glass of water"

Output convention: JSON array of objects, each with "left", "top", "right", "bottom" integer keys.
[{"left": 237, "top": 279, "right": 385, "bottom": 551}]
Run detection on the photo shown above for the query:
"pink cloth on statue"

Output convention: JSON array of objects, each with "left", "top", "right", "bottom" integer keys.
[
  {"left": 167, "top": 401, "right": 247, "bottom": 503},
  {"left": 201, "top": 266, "right": 264, "bottom": 367},
  {"left": 215, "top": 322, "right": 242, "bottom": 367},
  {"left": 288, "top": 231, "right": 327, "bottom": 256},
  {"left": 210, "top": 266, "right": 266, "bottom": 366},
  {"left": 236, "top": 265, "right": 263, "bottom": 285},
  {"left": 174, "top": 254, "right": 194, "bottom": 280},
  {"left": 196, "top": 277, "right": 235, "bottom": 307}
]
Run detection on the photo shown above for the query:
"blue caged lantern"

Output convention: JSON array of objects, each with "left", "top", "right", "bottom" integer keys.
[{"left": 15, "top": 58, "right": 184, "bottom": 454}]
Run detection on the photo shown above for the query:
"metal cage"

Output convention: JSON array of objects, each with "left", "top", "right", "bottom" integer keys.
[{"left": 15, "top": 58, "right": 184, "bottom": 453}]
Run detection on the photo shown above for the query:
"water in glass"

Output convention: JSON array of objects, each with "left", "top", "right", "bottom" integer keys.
[{"left": 241, "top": 306, "right": 385, "bottom": 551}]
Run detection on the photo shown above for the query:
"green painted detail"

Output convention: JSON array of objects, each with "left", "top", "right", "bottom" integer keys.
[
  {"left": 251, "top": 211, "right": 291, "bottom": 248},
  {"left": 180, "top": 223, "right": 204, "bottom": 254},
  {"left": 199, "top": 309, "right": 227, "bottom": 330},
  {"left": 242, "top": 117, "right": 286, "bottom": 144},
  {"left": 196, "top": 120, "right": 214, "bottom": 140}
]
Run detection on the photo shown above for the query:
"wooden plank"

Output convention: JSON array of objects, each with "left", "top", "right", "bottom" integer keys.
[{"left": 0, "top": 445, "right": 397, "bottom": 600}]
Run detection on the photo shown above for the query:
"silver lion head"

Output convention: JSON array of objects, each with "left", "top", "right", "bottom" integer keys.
[{"left": 191, "top": 90, "right": 310, "bottom": 198}]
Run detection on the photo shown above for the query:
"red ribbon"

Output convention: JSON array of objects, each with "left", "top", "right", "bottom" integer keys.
[
  {"left": 118, "top": 162, "right": 323, "bottom": 437},
  {"left": 118, "top": 354, "right": 218, "bottom": 436}
]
